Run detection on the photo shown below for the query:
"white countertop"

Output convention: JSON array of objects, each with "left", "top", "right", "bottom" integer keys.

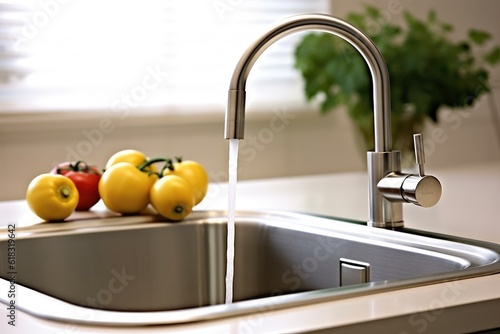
[
  {"left": 1, "top": 162, "right": 500, "bottom": 333},
  {"left": 198, "top": 161, "right": 500, "bottom": 245}
]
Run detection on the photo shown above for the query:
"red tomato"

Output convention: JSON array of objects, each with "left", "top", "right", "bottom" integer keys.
[{"left": 51, "top": 161, "right": 101, "bottom": 211}]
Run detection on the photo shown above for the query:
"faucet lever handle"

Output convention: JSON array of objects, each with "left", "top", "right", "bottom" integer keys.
[
  {"left": 413, "top": 133, "right": 425, "bottom": 176},
  {"left": 401, "top": 133, "right": 441, "bottom": 207},
  {"left": 377, "top": 133, "right": 442, "bottom": 208}
]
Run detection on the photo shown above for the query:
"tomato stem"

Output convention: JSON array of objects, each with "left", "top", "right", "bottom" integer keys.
[
  {"left": 72, "top": 161, "right": 84, "bottom": 171},
  {"left": 137, "top": 157, "right": 169, "bottom": 171},
  {"left": 160, "top": 158, "right": 174, "bottom": 175},
  {"left": 59, "top": 186, "right": 71, "bottom": 199},
  {"left": 174, "top": 206, "right": 184, "bottom": 214},
  {"left": 56, "top": 160, "right": 99, "bottom": 174}
]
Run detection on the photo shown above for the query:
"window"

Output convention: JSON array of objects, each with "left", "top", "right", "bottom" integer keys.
[{"left": 0, "top": 0, "right": 330, "bottom": 114}]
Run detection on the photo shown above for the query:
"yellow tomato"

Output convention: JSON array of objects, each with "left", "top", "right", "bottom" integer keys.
[
  {"left": 150, "top": 175, "right": 195, "bottom": 221},
  {"left": 105, "top": 149, "right": 157, "bottom": 185},
  {"left": 26, "top": 173, "right": 79, "bottom": 221},
  {"left": 162, "top": 160, "right": 208, "bottom": 205},
  {"left": 99, "top": 162, "right": 157, "bottom": 214}
]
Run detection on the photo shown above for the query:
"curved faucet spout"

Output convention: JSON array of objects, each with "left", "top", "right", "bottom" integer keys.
[
  {"left": 224, "top": 14, "right": 441, "bottom": 228},
  {"left": 224, "top": 13, "right": 392, "bottom": 152}
]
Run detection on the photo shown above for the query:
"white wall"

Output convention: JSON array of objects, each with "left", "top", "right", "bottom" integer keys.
[{"left": 1, "top": 0, "right": 499, "bottom": 201}]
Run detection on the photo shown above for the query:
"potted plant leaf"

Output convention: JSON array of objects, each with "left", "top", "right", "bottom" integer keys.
[{"left": 294, "top": 5, "right": 500, "bottom": 159}]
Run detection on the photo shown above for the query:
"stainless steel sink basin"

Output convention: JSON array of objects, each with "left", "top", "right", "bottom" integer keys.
[{"left": 1, "top": 210, "right": 500, "bottom": 326}]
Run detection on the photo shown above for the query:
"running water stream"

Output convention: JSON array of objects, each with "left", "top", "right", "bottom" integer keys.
[{"left": 225, "top": 138, "right": 239, "bottom": 304}]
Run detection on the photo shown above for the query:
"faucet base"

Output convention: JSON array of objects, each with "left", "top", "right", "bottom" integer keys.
[
  {"left": 367, "top": 151, "right": 404, "bottom": 228},
  {"left": 368, "top": 219, "right": 404, "bottom": 229}
]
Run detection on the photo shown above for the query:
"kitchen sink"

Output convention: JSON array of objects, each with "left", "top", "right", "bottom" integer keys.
[{"left": 1, "top": 210, "right": 500, "bottom": 326}]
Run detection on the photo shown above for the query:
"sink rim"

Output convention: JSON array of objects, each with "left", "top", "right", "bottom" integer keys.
[{"left": 1, "top": 209, "right": 500, "bottom": 326}]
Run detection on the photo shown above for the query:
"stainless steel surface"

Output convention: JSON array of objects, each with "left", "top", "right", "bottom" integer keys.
[
  {"left": 377, "top": 173, "right": 442, "bottom": 208},
  {"left": 340, "top": 258, "right": 370, "bottom": 286},
  {"left": 223, "top": 14, "right": 441, "bottom": 227},
  {"left": 414, "top": 133, "right": 425, "bottom": 176},
  {"left": 224, "top": 14, "right": 391, "bottom": 150},
  {"left": 377, "top": 134, "right": 442, "bottom": 208},
  {"left": 1, "top": 211, "right": 499, "bottom": 326},
  {"left": 401, "top": 175, "right": 442, "bottom": 207},
  {"left": 367, "top": 151, "right": 403, "bottom": 228}
]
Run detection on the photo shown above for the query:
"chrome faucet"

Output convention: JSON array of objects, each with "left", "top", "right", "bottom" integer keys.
[{"left": 224, "top": 14, "right": 442, "bottom": 228}]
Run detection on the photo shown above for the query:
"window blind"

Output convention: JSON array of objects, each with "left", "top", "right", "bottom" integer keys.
[{"left": 0, "top": 0, "right": 330, "bottom": 113}]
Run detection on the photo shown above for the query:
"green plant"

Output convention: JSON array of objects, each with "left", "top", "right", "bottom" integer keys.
[{"left": 294, "top": 6, "right": 500, "bottom": 154}]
